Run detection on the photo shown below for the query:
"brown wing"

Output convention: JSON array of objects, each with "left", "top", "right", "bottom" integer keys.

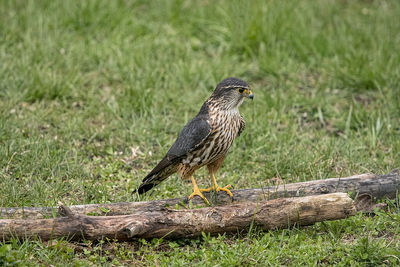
[{"left": 135, "top": 104, "right": 211, "bottom": 194}]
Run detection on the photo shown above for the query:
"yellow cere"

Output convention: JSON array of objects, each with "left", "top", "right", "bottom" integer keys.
[{"left": 238, "top": 88, "right": 252, "bottom": 95}]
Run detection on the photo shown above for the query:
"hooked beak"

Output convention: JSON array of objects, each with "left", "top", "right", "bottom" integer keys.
[{"left": 248, "top": 90, "right": 254, "bottom": 100}]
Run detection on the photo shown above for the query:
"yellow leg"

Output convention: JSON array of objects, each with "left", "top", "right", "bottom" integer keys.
[
  {"left": 201, "top": 172, "right": 233, "bottom": 197},
  {"left": 188, "top": 176, "right": 210, "bottom": 205}
]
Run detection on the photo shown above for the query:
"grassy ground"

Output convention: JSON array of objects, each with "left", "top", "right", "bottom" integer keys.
[{"left": 1, "top": 0, "right": 400, "bottom": 265}]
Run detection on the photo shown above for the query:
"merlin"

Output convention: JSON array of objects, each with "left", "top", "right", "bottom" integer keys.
[{"left": 135, "top": 77, "right": 253, "bottom": 204}]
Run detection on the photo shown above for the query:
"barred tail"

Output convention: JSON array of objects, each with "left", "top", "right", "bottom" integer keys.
[
  {"left": 134, "top": 157, "right": 179, "bottom": 194},
  {"left": 136, "top": 174, "right": 161, "bottom": 194}
]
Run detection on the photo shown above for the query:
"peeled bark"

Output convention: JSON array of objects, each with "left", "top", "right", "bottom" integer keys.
[
  {"left": 0, "top": 193, "right": 355, "bottom": 241},
  {"left": 1, "top": 169, "right": 398, "bottom": 219}
]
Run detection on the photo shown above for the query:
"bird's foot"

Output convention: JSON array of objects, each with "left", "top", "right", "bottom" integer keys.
[
  {"left": 216, "top": 184, "right": 233, "bottom": 197},
  {"left": 188, "top": 187, "right": 210, "bottom": 205},
  {"left": 201, "top": 184, "right": 233, "bottom": 198}
]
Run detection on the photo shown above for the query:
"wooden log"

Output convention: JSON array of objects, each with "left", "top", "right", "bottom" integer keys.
[
  {"left": 0, "top": 193, "right": 355, "bottom": 241},
  {"left": 1, "top": 169, "right": 398, "bottom": 219}
]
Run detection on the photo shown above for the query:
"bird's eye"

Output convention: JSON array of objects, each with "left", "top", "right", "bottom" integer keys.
[{"left": 238, "top": 88, "right": 245, "bottom": 93}]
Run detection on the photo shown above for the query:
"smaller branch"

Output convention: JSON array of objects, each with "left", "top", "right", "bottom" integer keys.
[{"left": 58, "top": 201, "right": 74, "bottom": 217}]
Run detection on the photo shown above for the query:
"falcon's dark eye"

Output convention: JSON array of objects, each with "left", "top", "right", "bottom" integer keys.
[{"left": 238, "top": 88, "right": 245, "bottom": 93}]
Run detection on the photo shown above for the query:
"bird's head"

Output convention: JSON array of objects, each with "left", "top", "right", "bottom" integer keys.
[{"left": 210, "top": 77, "right": 253, "bottom": 110}]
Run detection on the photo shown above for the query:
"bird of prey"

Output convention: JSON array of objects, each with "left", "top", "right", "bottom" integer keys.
[{"left": 136, "top": 77, "right": 253, "bottom": 204}]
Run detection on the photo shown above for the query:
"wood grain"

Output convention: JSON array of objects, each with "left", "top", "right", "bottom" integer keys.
[
  {"left": 1, "top": 169, "right": 397, "bottom": 219},
  {"left": 0, "top": 193, "right": 355, "bottom": 241}
]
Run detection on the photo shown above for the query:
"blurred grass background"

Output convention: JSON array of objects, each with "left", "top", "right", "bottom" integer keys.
[{"left": 1, "top": 0, "right": 399, "bottom": 265}]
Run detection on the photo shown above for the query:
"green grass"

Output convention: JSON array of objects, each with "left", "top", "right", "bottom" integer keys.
[{"left": 1, "top": 0, "right": 400, "bottom": 265}]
